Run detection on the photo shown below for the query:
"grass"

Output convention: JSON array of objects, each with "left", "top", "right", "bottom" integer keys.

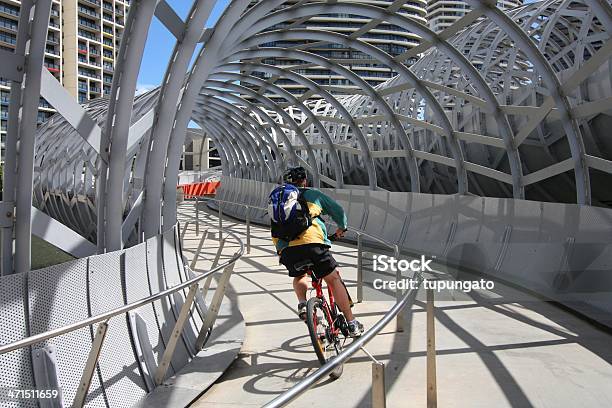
[{"left": 31, "top": 234, "right": 75, "bottom": 270}]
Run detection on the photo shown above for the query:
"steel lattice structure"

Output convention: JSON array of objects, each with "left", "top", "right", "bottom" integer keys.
[{"left": 1, "top": 0, "right": 610, "bottom": 275}]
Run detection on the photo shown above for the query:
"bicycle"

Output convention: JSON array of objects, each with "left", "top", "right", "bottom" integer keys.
[{"left": 293, "top": 234, "right": 350, "bottom": 379}]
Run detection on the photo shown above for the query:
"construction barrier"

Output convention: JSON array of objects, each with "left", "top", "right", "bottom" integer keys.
[{"left": 179, "top": 181, "right": 220, "bottom": 198}]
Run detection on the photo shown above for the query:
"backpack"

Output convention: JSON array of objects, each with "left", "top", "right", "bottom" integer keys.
[{"left": 268, "top": 184, "right": 314, "bottom": 242}]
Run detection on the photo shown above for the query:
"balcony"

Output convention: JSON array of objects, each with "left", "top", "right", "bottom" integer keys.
[
  {"left": 103, "top": 14, "right": 114, "bottom": 23},
  {"left": 78, "top": 6, "right": 99, "bottom": 19},
  {"left": 0, "top": 5, "right": 19, "bottom": 18},
  {"left": 50, "top": 9, "right": 60, "bottom": 17},
  {"left": 90, "top": 87, "right": 101, "bottom": 93},
  {"left": 78, "top": 19, "right": 100, "bottom": 31},
  {"left": 0, "top": 32, "right": 16, "bottom": 46},
  {"left": 79, "top": 69, "right": 100, "bottom": 79},
  {"left": 45, "top": 47, "right": 59, "bottom": 56},
  {"left": 102, "top": 64, "right": 114, "bottom": 73},
  {"left": 78, "top": 29, "right": 97, "bottom": 41},
  {"left": 81, "top": 0, "right": 101, "bottom": 7},
  {"left": 46, "top": 36, "right": 59, "bottom": 45},
  {"left": 102, "top": 26, "right": 113, "bottom": 35},
  {"left": 39, "top": 99, "right": 53, "bottom": 109},
  {"left": 1, "top": 111, "right": 8, "bottom": 120},
  {"left": 78, "top": 83, "right": 88, "bottom": 91},
  {"left": 89, "top": 48, "right": 101, "bottom": 56},
  {"left": 45, "top": 63, "right": 60, "bottom": 73},
  {"left": 0, "top": 18, "right": 18, "bottom": 33}
]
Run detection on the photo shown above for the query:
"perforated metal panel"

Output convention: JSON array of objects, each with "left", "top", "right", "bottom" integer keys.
[
  {"left": 124, "top": 243, "right": 170, "bottom": 377},
  {"left": 162, "top": 228, "right": 196, "bottom": 357},
  {"left": 88, "top": 252, "right": 147, "bottom": 407},
  {"left": 146, "top": 235, "right": 191, "bottom": 375},
  {"left": 27, "top": 259, "right": 106, "bottom": 407},
  {"left": 383, "top": 191, "right": 411, "bottom": 244},
  {"left": 0, "top": 272, "right": 37, "bottom": 408},
  {"left": 364, "top": 190, "right": 389, "bottom": 238}
]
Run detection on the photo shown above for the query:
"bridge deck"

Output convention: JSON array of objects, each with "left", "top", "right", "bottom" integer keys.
[{"left": 178, "top": 202, "right": 612, "bottom": 408}]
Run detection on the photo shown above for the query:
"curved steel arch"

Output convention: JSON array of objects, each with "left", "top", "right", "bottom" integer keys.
[{"left": 2, "top": 0, "right": 609, "bottom": 273}]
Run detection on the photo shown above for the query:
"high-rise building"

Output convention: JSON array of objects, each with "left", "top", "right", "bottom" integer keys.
[
  {"left": 427, "top": 0, "right": 522, "bottom": 33},
  {"left": 0, "top": 0, "right": 130, "bottom": 158},
  {"left": 245, "top": 0, "right": 427, "bottom": 99}
]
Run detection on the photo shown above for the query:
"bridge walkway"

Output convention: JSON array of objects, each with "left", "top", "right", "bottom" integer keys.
[{"left": 177, "top": 202, "right": 612, "bottom": 408}]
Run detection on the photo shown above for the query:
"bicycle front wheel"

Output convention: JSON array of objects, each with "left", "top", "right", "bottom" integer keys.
[{"left": 306, "top": 297, "right": 343, "bottom": 379}]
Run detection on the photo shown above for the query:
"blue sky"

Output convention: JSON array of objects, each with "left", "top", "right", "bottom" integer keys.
[{"left": 136, "top": 0, "right": 230, "bottom": 93}]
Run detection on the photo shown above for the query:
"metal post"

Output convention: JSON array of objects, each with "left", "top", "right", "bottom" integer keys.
[
  {"left": 394, "top": 245, "right": 404, "bottom": 332},
  {"left": 426, "top": 288, "right": 437, "bottom": 408},
  {"left": 196, "top": 262, "right": 236, "bottom": 350},
  {"left": 218, "top": 202, "right": 223, "bottom": 243},
  {"left": 201, "top": 238, "right": 227, "bottom": 299},
  {"left": 189, "top": 229, "right": 209, "bottom": 270},
  {"left": 372, "top": 362, "right": 386, "bottom": 408},
  {"left": 245, "top": 205, "right": 251, "bottom": 254},
  {"left": 357, "top": 233, "right": 363, "bottom": 303},
  {"left": 180, "top": 221, "right": 190, "bottom": 241},
  {"left": 154, "top": 284, "right": 198, "bottom": 385},
  {"left": 73, "top": 322, "right": 108, "bottom": 408},
  {"left": 195, "top": 197, "right": 199, "bottom": 236}
]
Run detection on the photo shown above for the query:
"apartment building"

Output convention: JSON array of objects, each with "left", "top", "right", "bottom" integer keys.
[
  {"left": 244, "top": 0, "right": 428, "bottom": 99},
  {"left": 427, "top": 0, "right": 522, "bottom": 33},
  {"left": 0, "top": 0, "right": 130, "bottom": 159}
]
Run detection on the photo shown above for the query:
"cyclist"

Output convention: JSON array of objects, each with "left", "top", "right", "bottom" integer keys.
[{"left": 271, "top": 166, "right": 365, "bottom": 337}]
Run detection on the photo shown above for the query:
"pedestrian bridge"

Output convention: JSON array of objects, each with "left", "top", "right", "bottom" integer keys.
[{"left": 0, "top": 0, "right": 611, "bottom": 406}]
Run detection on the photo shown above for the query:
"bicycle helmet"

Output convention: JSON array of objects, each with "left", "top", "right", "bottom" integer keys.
[{"left": 283, "top": 166, "right": 307, "bottom": 184}]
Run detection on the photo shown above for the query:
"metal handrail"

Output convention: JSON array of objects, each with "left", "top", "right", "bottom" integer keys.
[
  {"left": 264, "top": 274, "right": 423, "bottom": 408},
  {"left": 0, "top": 225, "right": 244, "bottom": 355},
  {"left": 189, "top": 194, "right": 426, "bottom": 408},
  {"left": 192, "top": 196, "right": 399, "bottom": 253}
]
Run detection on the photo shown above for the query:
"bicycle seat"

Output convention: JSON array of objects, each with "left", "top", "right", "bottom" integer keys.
[{"left": 294, "top": 260, "right": 315, "bottom": 273}]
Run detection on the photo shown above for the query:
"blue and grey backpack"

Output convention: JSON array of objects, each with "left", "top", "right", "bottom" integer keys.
[{"left": 268, "top": 184, "right": 313, "bottom": 242}]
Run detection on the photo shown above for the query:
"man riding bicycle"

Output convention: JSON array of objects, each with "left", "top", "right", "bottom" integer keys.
[{"left": 270, "top": 166, "right": 364, "bottom": 337}]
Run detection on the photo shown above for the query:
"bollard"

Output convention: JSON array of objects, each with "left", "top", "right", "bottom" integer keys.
[
  {"left": 218, "top": 202, "right": 223, "bottom": 243},
  {"left": 357, "top": 233, "right": 363, "bottom": 303},
  {"left": 245, "top": 206, "right": 251, "bottom": 254},
  {"left": 427, "top": 288, "right": 437, "bottom": 408},
  {"left": 195, "top": 197, "right": 199, "bottom": 236},
  {"left": 371, "top": 362, "right": 386, "bottom": 408}
]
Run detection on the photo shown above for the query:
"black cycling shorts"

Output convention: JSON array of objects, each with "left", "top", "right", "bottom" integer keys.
[{"left": 280, "top": 244, "right": 338, "bottom": 278}]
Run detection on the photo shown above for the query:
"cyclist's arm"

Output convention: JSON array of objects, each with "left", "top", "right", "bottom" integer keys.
[{"left": 316, "top": 191, "right": 348, "bottom": 230}]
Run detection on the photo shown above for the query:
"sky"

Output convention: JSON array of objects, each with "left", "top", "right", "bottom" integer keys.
[{"left": 136, "top": 0, "right": 230, "bottom": 94}]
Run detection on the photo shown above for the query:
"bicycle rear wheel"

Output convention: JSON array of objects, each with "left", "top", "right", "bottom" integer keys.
[{"left": 306, "top": 297, "right": 343, "bottom": 379}]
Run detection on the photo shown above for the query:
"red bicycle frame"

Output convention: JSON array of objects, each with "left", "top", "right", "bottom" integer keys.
[{"left": 310, "top": 271, "right": 341, "bottom": 336}]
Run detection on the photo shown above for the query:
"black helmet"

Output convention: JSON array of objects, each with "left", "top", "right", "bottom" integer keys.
[{"left": 283, "top": 166, "right": 307, "bottom": 184}]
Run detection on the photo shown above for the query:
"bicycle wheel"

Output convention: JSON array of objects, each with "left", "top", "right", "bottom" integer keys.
[{"left": 306, "top": 297, "right": 344, "bottom": 379}]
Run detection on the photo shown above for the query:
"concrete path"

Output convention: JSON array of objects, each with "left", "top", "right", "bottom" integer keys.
[{"left": 177, "top": 202, "right": 612, "bottom": 408}]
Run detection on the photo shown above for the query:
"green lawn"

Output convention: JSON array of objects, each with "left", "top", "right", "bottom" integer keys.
[{"left": 31, "top": 234, "right": 75, "bottom": 270}]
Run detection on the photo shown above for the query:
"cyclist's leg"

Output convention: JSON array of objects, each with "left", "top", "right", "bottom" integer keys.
[
  {"left": 293, "top": 274, "right": 309, "bottom": 303},
  {"left": 322, "top": 271, "right": 354, "bottom": 321}
]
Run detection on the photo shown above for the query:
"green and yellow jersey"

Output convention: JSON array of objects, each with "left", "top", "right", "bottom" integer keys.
[{"left": 272, "top": 188, "right": 347, "bottom": 254}]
